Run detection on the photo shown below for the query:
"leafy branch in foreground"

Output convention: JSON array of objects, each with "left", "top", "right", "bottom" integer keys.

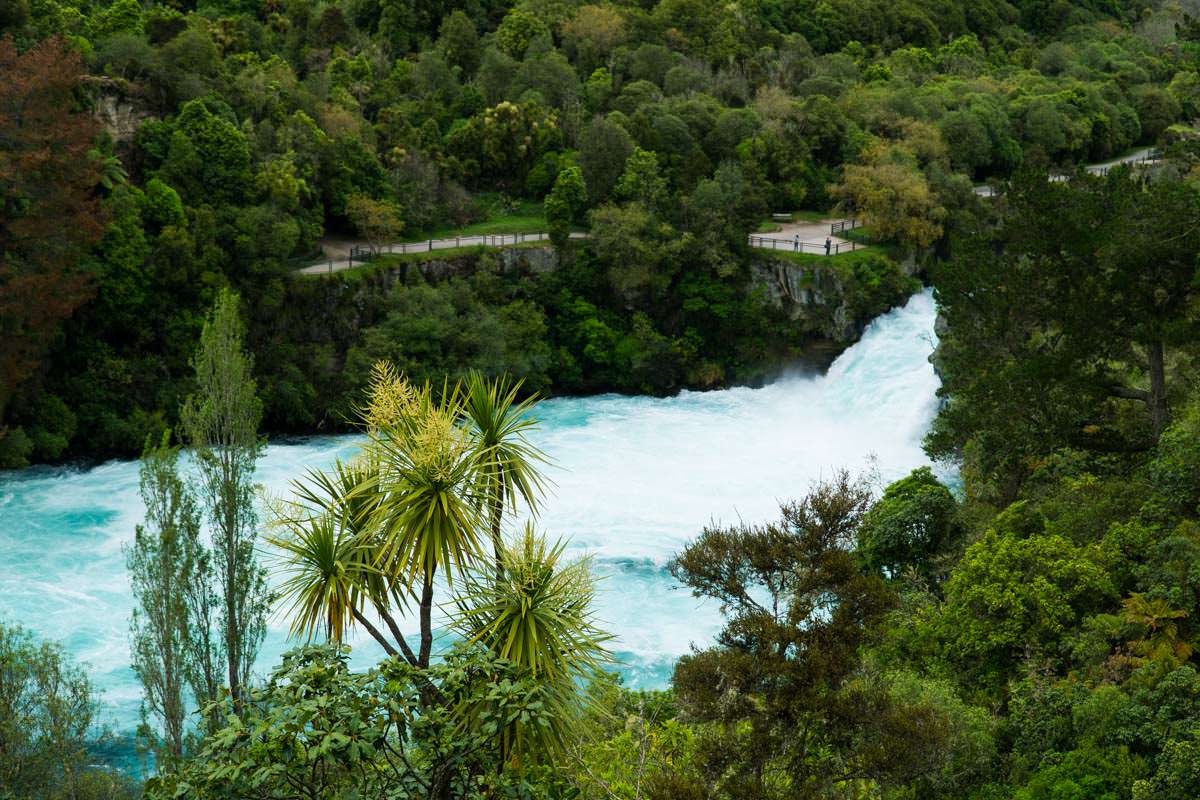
[{"left": 143, "top": 644, "right": 564, "bottom": 800}]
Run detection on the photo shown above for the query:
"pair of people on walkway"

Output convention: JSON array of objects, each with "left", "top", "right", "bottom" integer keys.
[{"left": 792, "top": 235, "right": 834, "bottom": 255}]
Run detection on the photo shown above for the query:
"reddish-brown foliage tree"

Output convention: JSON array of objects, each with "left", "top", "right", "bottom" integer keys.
[{"left": 0, "top": 35, "right": 105, "bottom": 421}]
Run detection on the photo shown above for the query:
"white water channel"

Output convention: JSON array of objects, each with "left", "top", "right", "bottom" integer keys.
[{"left": 0, "top": 289, "right": 941, "bottom": 752}]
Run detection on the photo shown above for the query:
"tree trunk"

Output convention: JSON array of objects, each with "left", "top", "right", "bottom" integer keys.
[
  {"left": 225, "top": 497, "right": 240, "bottom": 705},
  {"left": 160, "top": 538, "right": 184, "bottom": 761},
  {"left": 377, "top": 607, "right": 420, "bottom": 667},
  {"left": 491, "top": 473, "right": 506, "bottom": 582},
  {"left": 351, "top": 608, "right": 399, "bottom": 659},
  {"left": 419, "top": 569, "right": 435, "bottom": 669},
  {"left": 1147, "top": 340, "right": 1168, "bottom": 440}
]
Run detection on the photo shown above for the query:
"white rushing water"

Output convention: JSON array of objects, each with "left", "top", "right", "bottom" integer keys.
[{"left": 0, "top": 289, "right": 941, "bottom": 749}]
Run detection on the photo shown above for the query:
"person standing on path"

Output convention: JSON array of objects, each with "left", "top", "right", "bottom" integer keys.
[
  {"left": 793, "top": 234, "right": 799, "bottom": 252},
  {"left": 824, "top": 237, "right": 831, "bottom": 256}
]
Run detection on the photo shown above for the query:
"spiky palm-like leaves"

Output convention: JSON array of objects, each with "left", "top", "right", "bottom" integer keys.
[
  {"left": 271, "top": 368, "right": 486, "bottom": 668},
  {"left": 269, "top": 360, "right": 610, "bottom": 756},
  {"left": 455, "top": 524, "right": 611, "bottom": 760},
  {"left": 267, "top": 511, "right": 365, "bottom": 644},
  {"left": 267, "top": 460, "right": 420, "bottom": 661},
  {"left": 460, "top": 371, "right": 550, "bottom": 572},
  {"left": 1122, "top": 592, "right": 1194, "bottom": 668},
  {"left": 367, "top": 390, "right": 483, "bottom": 577}
]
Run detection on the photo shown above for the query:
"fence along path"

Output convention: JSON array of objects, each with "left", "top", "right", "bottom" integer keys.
[
  {"left": 297, "top": 218, "right": 864, "bottom": 275},
  {"left": 298, "top": 151, "right": 1166, "bottom": 275},
  {"left": 973, "top": 147, "right": 1162, "bottom": 197},
  {"left": 296, "top": 232, "right": 586, "bottom": 274},
  {"left": 748, "top": 217, "right": 863, "bottom": 256}
]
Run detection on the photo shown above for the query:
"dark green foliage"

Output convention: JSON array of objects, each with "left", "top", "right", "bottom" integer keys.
[
  {"left": 1146, "top": 399, "right": 1200, "bottom": 515},
  {"left": 669, "top": 473, "right": 965, "bottom": 798},
  {"left": 858, "top": 466, "right": 960, "bottom": 580},
  {"left": 248, "top": 234, "right": 820, "bottom": 419},
  {"left": 836, "top": 167, "right": 1200, "bottom": 800},
  {"left": 1135, "top": 734, "right": 1200, "bottom": 800},
  {"left": 344, "top": 267, "right": 554, "bottom": 397},
  {"left": 840, "top": 254, "right": 922, "bottom": 323},
  {"left": 544, "top": 165, "right": 586, "bottom": 246},
  {"left": 578, "top": 116, "right": 634, "bottom": 204},
  {"left": 928, "top": 171, "right": 1200, "bottom": 502},
  {"left": 1014, "top": 747, "right": 1145, "bottom": 800},
  {"left": 144, "top": 644, "right": 573, "bottom": 800},
  {"left": 7, "top": 0, "right": 1191, "bottom": 467},
  {"left": 940, "top": 522, "right": 1115, "bottom": 688},
  {"left": 160, "top": 100, "right": 252, "bottom": 205}
]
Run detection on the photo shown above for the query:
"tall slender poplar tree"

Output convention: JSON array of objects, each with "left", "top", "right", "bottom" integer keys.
[
  {"left": 180, "top": 288, "right": 270, "bottom": 709},
  {"left": 126, "top": 432, "right": 204, "bottom": 763}
]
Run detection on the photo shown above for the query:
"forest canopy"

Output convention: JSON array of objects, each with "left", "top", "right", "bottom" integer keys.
[{"left": 3, "top": 0, "right": 1200, "bottom": 466}]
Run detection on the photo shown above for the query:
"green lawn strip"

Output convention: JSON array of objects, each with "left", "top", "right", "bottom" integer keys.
[
  {"left": 845, "top": 224, "right": 872, "bottom": 244},
  {"left": 842, "top": 226, "right": 902, "bottom": 258},
  {"left": 402, "top": 195, "right": 551, "bottom": 241},
  {"left": 763, "top": 243, "right": 894, "bottom": 270},
  {"left": 792, "top": 209, "right": 835, "bottom": 223},
  {"left": 403, "top": 215, "right": 549, "bottom": 241}
]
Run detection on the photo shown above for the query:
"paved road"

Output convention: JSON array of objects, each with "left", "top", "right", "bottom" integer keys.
[
  {"left": 973, "top": 148, "right": 1160, "bottom": 197},
  {"left": 298, "top": 219, "right": 861, "bottom": 275},
  {"left": 297, "top": 232, "right": 588, "bottom": 275},
  {"left": 299, "top": 151, "right": 1166, "bottom": 274}
]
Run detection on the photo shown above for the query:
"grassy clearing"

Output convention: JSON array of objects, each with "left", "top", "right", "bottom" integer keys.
[
  {"left": 845, "top": 225, "right": 873, "bottom": 244},
  {"left": 763, "top": 243, "right": 894, "bottom": 269},
  {"left": 842, "top": 225, "right": 903, "bottom": 257},
  {"left": 404, "top": 195, "right": 550, "bottom": 241}
]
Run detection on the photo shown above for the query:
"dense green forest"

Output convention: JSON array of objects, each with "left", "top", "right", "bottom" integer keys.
[
  {"left": 4, "top": 0, "right": 1200, "bottom": 797},
  {"left": 4, "top": 0, "right": 1200, "bottom": 466},
  {"left": 6, "top": 163, "right": 1200, "bottom": 799}
]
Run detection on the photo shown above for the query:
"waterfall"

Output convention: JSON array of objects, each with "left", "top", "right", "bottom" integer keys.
[{"left": 0, "top": 289, "right": 941, "bottom": 747}]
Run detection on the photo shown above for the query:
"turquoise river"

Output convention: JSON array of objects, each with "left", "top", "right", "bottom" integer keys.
[{"left": 0, "top": 289, "right": 942, "bottom": 765}]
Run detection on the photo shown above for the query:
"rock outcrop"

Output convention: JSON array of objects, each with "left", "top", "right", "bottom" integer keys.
[{"left": 85, "top": 77, "right": 154, "bottom": 143}]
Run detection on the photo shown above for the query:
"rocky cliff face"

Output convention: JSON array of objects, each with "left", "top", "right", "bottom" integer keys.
[
  {"left": 86, "top": 78, "right": 155, "bottom": 143},
  {"left": 929, "top": 308, "right": 950, "bottom": 381},
  {"left": 276, "top": 246, "right": 918, "bottom": 380},
  {"left": 95, "top": 93, "right": 153, "bottom": 142},
  {"left": 273, "top": 246, "right": 562, "bottom": 351},
  {"left": 749, "top": 257, "right": 861, "bottom": 342},
  {"left": 411, "top": 245, "right": 561, "bottom": 281},
  {"left": 749, "top": 252, "right": 931, "bottom": 348}
]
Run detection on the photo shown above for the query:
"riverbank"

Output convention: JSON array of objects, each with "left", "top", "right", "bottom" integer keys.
[
  {"left": 0, "top": 291, "right": 942, "bottom": 772},
  {"left": 2, "top": 234, "right": 922, "bottom": 470},
  {"left": 246, "top": 242, "right": 921, "bottom": 441}
]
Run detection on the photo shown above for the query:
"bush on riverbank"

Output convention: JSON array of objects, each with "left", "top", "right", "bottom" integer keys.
[{"left": 0, "top": 622, "right": 139, "bottom": 800}]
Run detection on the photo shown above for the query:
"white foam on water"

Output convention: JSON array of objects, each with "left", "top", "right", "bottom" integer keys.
[{"left": 0, "top": 289, "right": 941, "bottom": 737}]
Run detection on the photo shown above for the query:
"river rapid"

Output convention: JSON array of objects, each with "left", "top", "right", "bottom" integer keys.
[{"left": 0, "top": 289, "right": 942, "bottom": 761}]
